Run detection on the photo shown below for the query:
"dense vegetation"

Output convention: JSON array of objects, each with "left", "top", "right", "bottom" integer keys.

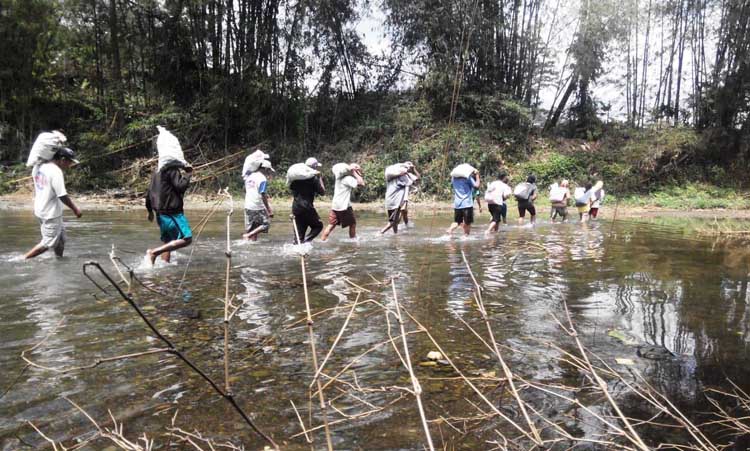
[{"left": 2, "top": 0, "right": 750, "bottom": 203}]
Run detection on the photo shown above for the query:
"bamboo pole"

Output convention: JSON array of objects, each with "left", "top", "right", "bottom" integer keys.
[
  {"left": 291, "top": 216, "right": 334, "bottom": 451},
  {"left": 222, "top": 189, "right": 234, "bottom": 394},
  {"left": 389, "top": 277, "right": 435, "bottom": 451}
]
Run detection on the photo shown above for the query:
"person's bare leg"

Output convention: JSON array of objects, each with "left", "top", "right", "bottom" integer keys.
[
  {"left": 243, "top": 225, "right": 266, "bottom": 241},
  {"left": 148, "top": 238, "right": 191, "bottom": 265},
  {"left": 53, "top": 242, "right": 65, "bottom": 257},
  {"left": 485, "top": 221, "right": 496, "bottom": 234},
  {"left": 320, "top": 224, "right": 335, "bottom": 241},
  {"left": 402, "top": 210, "right": 409, "bottom": 226},
  {"left": 447, "top": 222, "right": 459, "bottom": 235},
  {"left": 25, "top": 244, "right": 49, "bottom": 259},
  {"left": 380, "top": 223, "right": 393, "bottom": 234},
  {"left": 348, "top": 224, "right": 357, "bottom": 239},
  {"left": 531, "top": 214, "right": 536, "bottom": 225},
  {"left": 161, "top": 251, "right": 171, "bottom": 263},
  {"left": 462, "top": 224, "right": 471, "bottom": 236}
]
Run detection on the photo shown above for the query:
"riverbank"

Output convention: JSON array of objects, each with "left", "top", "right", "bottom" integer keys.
[{"left": 3, "top": 190, "right": 750, "bottom": 220}]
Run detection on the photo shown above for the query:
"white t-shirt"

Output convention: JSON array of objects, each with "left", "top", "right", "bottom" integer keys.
[
  {"left": 485, "top": 180, "right": 512, "bottom": 205},
  {"left": 332, "top": 175, "right": 358, "bottom": 211},
  {"left": 244, "top": 172, "right": 268, "bottom": 210},
  {"left": 591, "top": 189, "right": 605, "bottom": 208},
  {"left": 32, "top": 162, "right": 67, "bottom": 219}
]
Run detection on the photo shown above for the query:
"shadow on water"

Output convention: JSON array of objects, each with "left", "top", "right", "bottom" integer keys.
[{"left": 1, "top": 209, "right": 750, "bottom": 449}]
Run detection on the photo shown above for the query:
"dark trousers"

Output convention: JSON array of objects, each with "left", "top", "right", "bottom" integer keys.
[{"left": 293, "top": 207, "right": 323, "bottom": 243}]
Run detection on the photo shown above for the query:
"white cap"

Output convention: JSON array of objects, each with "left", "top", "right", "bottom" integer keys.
[
  {"left": 305, "top": 157, "right": 322, "bottom": 168},
  {"left": 261, "top": 160, "right": 275, "bottom": 172}
]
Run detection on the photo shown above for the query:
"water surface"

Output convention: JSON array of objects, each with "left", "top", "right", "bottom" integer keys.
[{"left": 1, "top": 208, "right": 749, "bottom": 449}]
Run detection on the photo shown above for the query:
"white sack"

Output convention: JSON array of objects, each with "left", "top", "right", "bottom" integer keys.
[
  {"left": 156, "top": 126, "right": 187, "bottom": 171},
  {"left": 574, "top": 187, "right": 590, "bottom": 205},
  {"left": 26, "top": 131, "right": 67, "bottom": 167},
  {"left": 332, "top": 162, "right": 352, "bottom": 179},
  {"left": 385, "top": 163, "right": 408, "bottom": 180},
  {"left": 242, "top": 149, "right": 271, "bottom": 176},
  {"left": 286, "top": 162, "right": 319, "bottom": 185},
  {"left": 549, "top": 184, "right": 567, "bottom": 202},
  {"left": 450, "top": 163, "right": 477, "bottom": 179}
]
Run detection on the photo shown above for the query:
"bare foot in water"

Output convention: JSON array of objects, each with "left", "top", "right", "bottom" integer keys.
[{"left": 147, "top": 249, "right": 157, "bottom": 266}]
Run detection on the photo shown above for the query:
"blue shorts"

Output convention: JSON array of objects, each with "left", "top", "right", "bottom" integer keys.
[{"left": 157, "top": 213, "right": 193, "bottom": 243}]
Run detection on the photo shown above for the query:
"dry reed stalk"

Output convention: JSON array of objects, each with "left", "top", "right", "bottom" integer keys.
[
  {"left": 310, "top": 293, "right": 361, "bottom": 386},
  {"left": 82, "top": 262, "right": 278, "bottom": 449},
  {"left": 388, "top": 277, "right": 436, "bottom": 451},
  {"left": 398, "top": 305, "right": 538, "bottom": 443},
  {"left": 460, "top": 250, "right": 542, "bottom": 445},
  {"left": 557, "top": 302, "right": 649, "bottom": 451},
  {"left": 290, "top": 217, "right": 334, "bottom": 451}
]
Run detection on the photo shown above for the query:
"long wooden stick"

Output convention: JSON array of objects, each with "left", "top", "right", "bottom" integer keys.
[
  {"left": 460, "top": 250, "right": 542, "bottom": 444},
  {"left": 222, "top": 189, "right": 234, "bottom": 394},
  {"left": 390, "top": 277, "right": 435, "bottom": 451},
  {"left": 291, "top": 216, "right": 334, "bottom": 451}
]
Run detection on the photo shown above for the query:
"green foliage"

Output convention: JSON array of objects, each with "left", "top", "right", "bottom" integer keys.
[
  {"left": 514, "top": 153, "right": 587, "bottom": 187},
  {"left": 620, "top": 183, "right": 750, "bottom": 210}
]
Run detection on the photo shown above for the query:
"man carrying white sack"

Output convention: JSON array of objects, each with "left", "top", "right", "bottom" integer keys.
[
  {"left": 145, "top": 126, "right": 193, "bottom": 264},
  {"left": 288, "top": 157, "right": 325, "bottom": 243},
  {"left": 25, "top": 131, "right": 82, "bottom": 259},
  {"left": 321, "top": 163, "right": 365, "bottom": 241},
  {"left": 242, "top": 154, "right": 275, "bottom": 241},
  {"left": 380, "top": 161, "right": 419, "bottom": 235}
]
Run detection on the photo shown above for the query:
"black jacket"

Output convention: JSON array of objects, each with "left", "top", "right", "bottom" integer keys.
[
  {"left": 145, "top": 165, "right": 191, "bottom": 215},
  {"left": 290, "top": 177, "right": 325, "bottom": 213}
]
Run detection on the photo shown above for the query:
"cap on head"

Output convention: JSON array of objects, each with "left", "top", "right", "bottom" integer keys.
[
  {"left": 404, "top": 161, "right": 414, "bottom": 169},
  {"left": 560, "top": 179, "right": 569, "bottom": 187},
  {"left": 349, "top": 163, "right": 361, "bottom": 171},
  {"left": 261, "top": 160, "right": 275, "bottom": 172},
  {"left": 305, "top": 157, "right": 322, "bottom": 169},
  {"left": 54, "top": 147, "right": 79, "bottom": 164}
]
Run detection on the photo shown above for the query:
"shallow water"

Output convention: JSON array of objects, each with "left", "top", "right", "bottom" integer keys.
[{"left": 1, "top": 208, "right": 750, "bottom": 449}]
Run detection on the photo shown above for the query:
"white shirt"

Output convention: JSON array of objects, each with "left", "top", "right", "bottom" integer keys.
[
  {"left": 243, "top": 172, "right": 268, "bottom": 210},
  {"left": 591, "top": 189, "right": 605, "bottom": 208},
  {"left": 332, "top": 175, "right": 358, "bottom": 211},
  {"left": 32, "top": 162, "right": 67, "bottom": 219},
  {"left": 485, "top": 180, "right": 511, "bottom": 205}
]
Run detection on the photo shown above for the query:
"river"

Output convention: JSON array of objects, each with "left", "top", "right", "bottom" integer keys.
[{"left": 1, "top": 208, "right": 749, "bottom": 449}]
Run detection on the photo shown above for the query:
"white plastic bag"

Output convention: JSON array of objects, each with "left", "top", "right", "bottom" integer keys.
[
  {"left": 156, "top": 126, "right": 187, "bottom": 171},
  {"left": 26, "top": 131, "right": 67, "bottom": 167},
  {"left": 332, "top": 162, "right": 352, "bottom": 179},
  {"left": 450, "top": 163, "right": 477, "bottom": 179},
  {"left": 385, "top": 163, "right": 407, "bottom": 180},
  {"left": 549, "top": 183, "right": 567, "bottom": 202},
  {"left": 286, "top": 162, "right": 319, "bottom": 185}
]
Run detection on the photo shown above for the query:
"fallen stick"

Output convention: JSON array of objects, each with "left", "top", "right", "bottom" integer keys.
[{"left": 82, "top": 261, "right": 278, "bottom": 449}]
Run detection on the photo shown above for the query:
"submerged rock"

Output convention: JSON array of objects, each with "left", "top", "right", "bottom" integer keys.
[{"left": 637, "top": 345, "right": 674, "bottom": 360}]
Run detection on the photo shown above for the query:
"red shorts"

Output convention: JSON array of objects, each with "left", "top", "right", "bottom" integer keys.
[
  {"left": 589, "top": 208, "right": 599, "bottom": 218},
  {"left": 328, "top": 207, "right": 356, "bottom": 228}
]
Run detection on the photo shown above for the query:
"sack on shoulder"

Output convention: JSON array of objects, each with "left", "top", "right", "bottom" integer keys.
[{"left": 513, "top": 182, "right": 531, "bottom": 201}]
